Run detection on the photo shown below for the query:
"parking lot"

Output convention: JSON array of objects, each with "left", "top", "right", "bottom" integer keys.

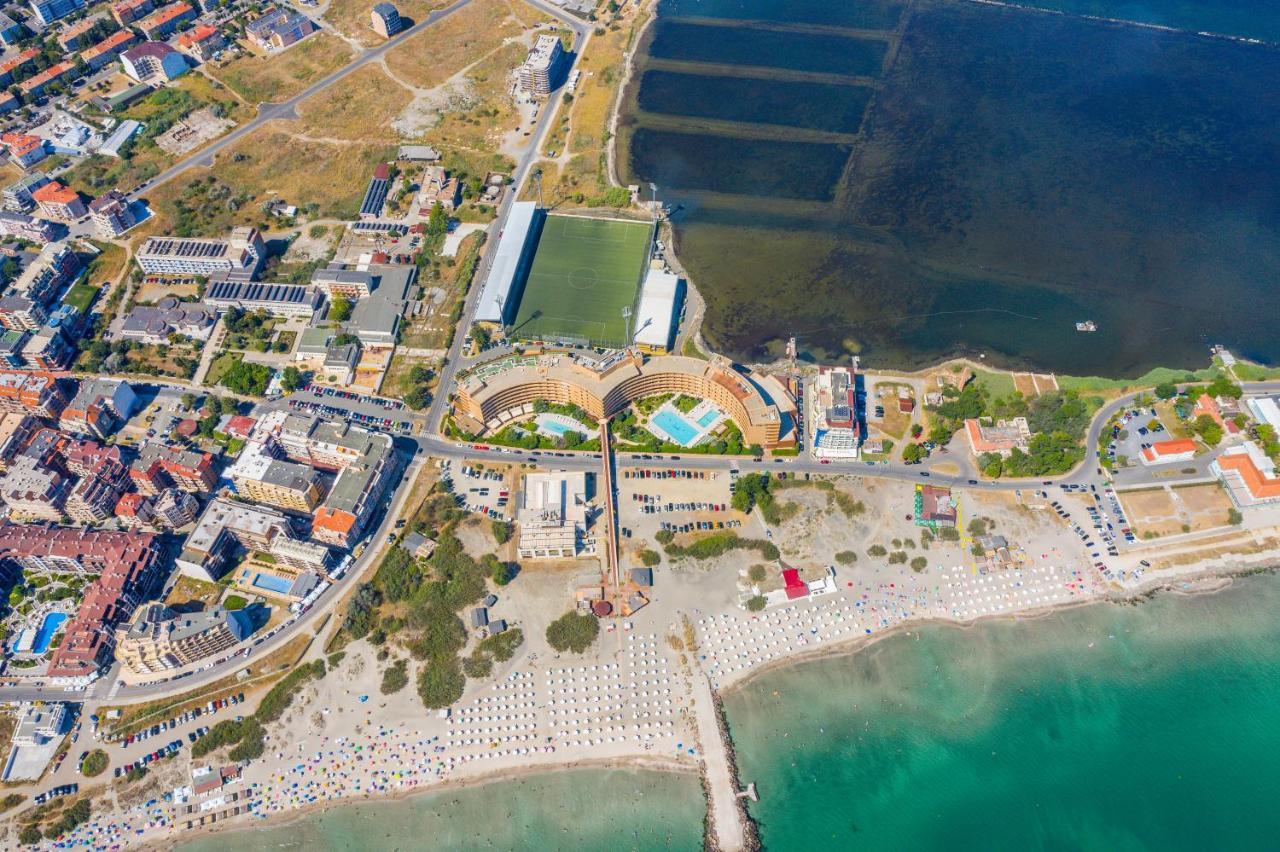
[
  {"left": 1106, "top": 404, "right": 1173, "bottom": 467},
  {"left": 288, "top": 386, "right": 413, "bottom": 434},
  {"left": 118, "top": 389, "right": 188, "bottom": 448},
  {"left": 106, "top": 692, "right": 246, "bottom": 779},
  {"left": 1048, "top": 482, "right": 1136, "bottom": 582},
  {"left": 440, "top": 460, "right": 515, "bottom": 520},
  {"left": 616, "top": 465, "right": 753, "bottom": 543}
]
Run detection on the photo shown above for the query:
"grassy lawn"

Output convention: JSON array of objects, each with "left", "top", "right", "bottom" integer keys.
[
  {"left": 384, "top": 0, "right": 546, "bottom": 89},
  {"left": 1230, "top": 361, "right": 1280, "bottom": 381},
  {"left": 971, "top": 368, "right": 1017, "bottom": 400},
  {"left": 296, "top": 64, "right": 413, "bottom": 141},
  {"left": 1057, "top": 365, "right": 1218, "bottom": 395},
  {"left": 85, "top": 241, "right": 128, "bottom": 284},
  {"left": 145, "top": 129, "right": 395, "bottom": 236},
  {"left": 213, "top": 34, "right": 354, "bottom": 103},
  {"left": 204, "top": 351, "right": 243, "bottom": 386},
  {"left": 164, "top": 575, "right": 225, "bottom": 610},
  {"left": 61, "top": 282, "right": 100, "bottom": 314}
]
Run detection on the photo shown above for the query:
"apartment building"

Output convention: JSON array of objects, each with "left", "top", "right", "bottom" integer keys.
[
  {"left": 111, "top": 0, "right": 153, "bottom": 25},
  {"left": 13, "top": 241, "right": 79, "bottom": 306},
  {"left": 59, "top": 379, "right": 137, "bottom": 439},
  {"left": 120, "top": 41, "right": 188, "bottom": 83},
  {"left": 29, "top": 0, "right": 86, "bottom": 26},
  {"left": 1, "top": 131, "right": 48, "bottom": 169},
  {"left": 176, "top": 24, "right": 224, "bottom": 61},
  {"left": 0, "top": 211, "right": 57, "bottom": 243},
  {"left": 0, "top": 455, "right": 70, "bottom": 521},
  {"left": 137, "top": 227, "right": 263, "bottom": 276},
  {"left": 152, "top": 487, "right": 198, "bottom": 528},
  {"left": 64, "top": 458, "right": 127, "bottom": 523},
  {"left": 80, "top": 29, "right": 139, "bottom": 70},
  {"left": 518, "top": 34, "right": 564, "bottom": 97},
  {"left": 115, "top": 602, "right": 247, "bottom": 675},
  {"left": 88, "top": 190, "right": 136, "bottom": 238},
  {"left": 129, "top": 443, "right": 218, "bottom": 495},
  {"left": 0, "top": 370, "right": 67, "bottom": 418},
  {"left": 226, "top": 440, "right": 324, "bottom": 512},
  {"left": 31, "top": 181, "right": 86, "bottom": 222},
  {"left": 311, "top": 430, "right": 398, "bottom": 548},
  {"left": 177, "top": 497, "right": 331, "bottom": 580},
  {"left": 2, "top": 173, "right": 51, "bottom": 212},
  {"left": 136, "top": 0, "right": 194, "bottom": 39}
]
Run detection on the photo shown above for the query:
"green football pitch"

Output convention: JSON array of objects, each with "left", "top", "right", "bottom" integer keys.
[{"left": 511, "top": 215, "right": 653, "bottom": 348}]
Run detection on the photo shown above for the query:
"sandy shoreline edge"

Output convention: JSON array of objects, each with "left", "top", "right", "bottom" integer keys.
[{"left": 142, "top": 754, "right": 698, "bottom": 850}]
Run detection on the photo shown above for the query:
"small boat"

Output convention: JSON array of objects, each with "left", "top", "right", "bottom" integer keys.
[{"left": 1076, "top": 321, "right": 1097, "bottom": 332}]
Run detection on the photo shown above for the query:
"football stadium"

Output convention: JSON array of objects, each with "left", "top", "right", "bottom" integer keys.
[{"left": 509, "top": 214, "right": 655, "bottom": 349}]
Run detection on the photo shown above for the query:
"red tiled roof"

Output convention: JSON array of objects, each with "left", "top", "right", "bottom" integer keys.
[
  {"left": 178, "top": 23, "right": 220, "bottom": 46},
  {"left": 33, "top": 182, "right": 79, "bottom": 206},
  {"left": 1217, "top": 451, "right": 1280, "bottom": 500}
]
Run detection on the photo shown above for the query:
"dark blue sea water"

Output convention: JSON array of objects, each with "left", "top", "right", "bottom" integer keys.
[{"left": 621, "top": 0, "right": 1280, "bottom": 374}]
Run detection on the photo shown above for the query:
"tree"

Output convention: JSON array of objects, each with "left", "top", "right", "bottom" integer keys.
[
  {"left": 546, "top": 611, "right": 599, "bottom": 653},
  {"left": 1193, "top": 414, "right": 1223, "bottom": 446},
  {"left": 1154, "top": 382, "right": 1178, "bottom": 399},
  {"left": 426, "top": 201, "right": 448, "bottom": 236},
  {"left": 867, "top": 544, "right": 887, "bottom": 557},
  {"left": 81, "top": 750, "right": 108, "bottom": 777},
  {"left": 639, "top": 549, "right": 661, "bottom": 567},
  {"left": 910, "top": 556, "right": 928, "bottom": 572},
  {"left": 1228, "top": 508, "right": 1243, "bottom": 526},
  {"left": 329, "top": 296, "right": 353, "bottom": 323},
  {"left": 745, "top": 595, "right": 766, "bottom": 612},
  {"left": 747, "top": 564, "right": 767, "bottom": 582},
  {"left": 180, "top": 392, "right": 195, "bottom": 411},
  {"left": 491, "top": 520, "right": 509, "bottom": 544},
  {"left": 902, "top": 443, "right": 927, "bottom": 464},
  {"left": 281, "top": 365, "right": 303, "bottom": 392},
  {"left": 417, "top": 656, "right": 465, "bottom": 708}
]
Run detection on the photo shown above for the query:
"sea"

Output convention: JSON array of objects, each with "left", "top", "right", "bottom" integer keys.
[
  {"left": 180, "top": 573, "right": 1280, "bottom": 850},
  {"left": 619, "top": 0, "right": 1280, "bottom": 375},
  {"left": 724, "top": 571, "right": 1280, "bottom": 850},
  {"left": 176, "top": 767, "right": 705, "bottom": 851}
]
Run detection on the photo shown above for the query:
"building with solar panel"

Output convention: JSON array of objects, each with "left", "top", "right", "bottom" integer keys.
[
  {"left": 136, "top": 227, "right": 265, "bottom": 277},
  {"left": 204, "top": 279, "right": 326, "bottom": 318}
]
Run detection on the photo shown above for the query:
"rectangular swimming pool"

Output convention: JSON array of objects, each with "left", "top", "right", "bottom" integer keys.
[
  {"left": 696, "top": 410, "right": 720, "bottom": 428},
  {"left": 651, "top": 409, "right": 700, "bottom": 446},
  {"left": 252, "top": 573, "right": 293, "bottom": 595}
]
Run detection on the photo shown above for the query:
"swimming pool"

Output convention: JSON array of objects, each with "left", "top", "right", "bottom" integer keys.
[
  {"left": 252, "top": 573, "right": 293, "bottom": 595},
  {"left": 31, "top": 612, "right": 67, "bottom": 655},
  {"left": 541, "top": 420, "right": 574, "bottom": 437},
  {"left": 651, "top": 409, "right": 700, "bottom": 446},
  {"left": 696, "top": 409, "right": 720, "bottom": 428}
]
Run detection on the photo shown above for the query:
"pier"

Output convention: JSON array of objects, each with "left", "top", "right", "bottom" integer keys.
[{"left": 690, "top": 672, "right": 754, "bottom": 850}]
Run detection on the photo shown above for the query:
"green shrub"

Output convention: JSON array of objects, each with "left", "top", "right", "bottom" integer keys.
[
  {"left": 80, "top": 750, "right": 108, "bottom": 777},
  {"left": 835, "top": 551, "right": 857, "bottom": 565},
  {"left": 746, "top": 596, "right": 766, "bottom": 612},
  {"left": 380, "top": 659, "right": 409, "bottom": 694},
  {"left": 546, "top": 611, "right": 599, "bottom": 653},
  {"left": 638, "top": 549, "right": 661, "bottom": 567},
  {"left": 222, "top": 594, "right": 248, "bottom": 611},
  {"left": 417, "top": 656, "right": 465, "bottom": 709}
]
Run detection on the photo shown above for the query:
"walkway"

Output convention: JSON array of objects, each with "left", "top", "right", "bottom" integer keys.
[{"left": 690, "top": 671, "right": 748, "bottom": 851}]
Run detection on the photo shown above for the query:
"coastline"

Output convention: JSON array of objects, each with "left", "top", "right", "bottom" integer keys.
[{"left": 145, "top": 754, "right": 697, "bottom": 850}]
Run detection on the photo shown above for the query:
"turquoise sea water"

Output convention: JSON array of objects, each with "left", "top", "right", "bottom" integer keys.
[
  {"left": 176, "top": 768, "right": 704, "bottom": 852},
  {"left": 723, "top": 573, "right": 1280, "bottom": 850}
]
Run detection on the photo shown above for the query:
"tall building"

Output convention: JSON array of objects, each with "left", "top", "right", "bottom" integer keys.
[
  {"left": 2, "top": 173, "right": 51, "bottom": 212},
  {"left": 0, "top": 455, "right": 70, "bottom": 521},
  {"left": 12, "top": 241, "right": 79, "bottom": 306},
  {"left": 370, "top": 2, "right": 400, "bottom": 37},
  {"left": 518, "top": 34, "right": 564, "bottom": 97},
  {"left": 115, "top": 603, "right": 247, "bottom": 676},
  {"left": 31, "top": 182, "right": 86, "bottom": 222},
  {"left": 177, "top": 497, "right": 331, "bottom": 580},
  {"left": 516, "top": 471, "right": 587, "bottom": 559},
  {"left": 59, "top": 379, "right": 137, "bottom": 440},
  {"left": 129, "top": 443, "right": 218, "bottom": 495},
  {"left": 119, "top": 41, "right": 188, "bottom": 83},
  {"left": 136, "top": 227, "right": 264, "bottom": 276}
]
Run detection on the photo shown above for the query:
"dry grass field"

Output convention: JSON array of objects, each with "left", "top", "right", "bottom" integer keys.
[
  {"left": 144, "top": 126, "right": 395, "bottom": 235},
  {"left": 296, "top": 64, "right": 414, "bottom": 140},
  {"left": 1120, "top": 483, "right": 1233, "bottom": 538},
  {"left": 324, "top": 0, "right": 448, "bottom": 46},
  {"left": 383, "top": 0, "right": 545, "bottom": 90},
  {"left": 213, "top": 34, "right": 354, "bottom": 103},
  {"left": 527, "top": 3, "right": 652, "bottom": 204}
]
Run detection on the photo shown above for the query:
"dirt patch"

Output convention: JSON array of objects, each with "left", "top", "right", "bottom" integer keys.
[
  {"left": 383, "top": 0, "right": 545, "bottom": 90},
  {"left": 1175, "top": 483, "right": 1233, "bottom": 531},
  {"left": 156, "top": 107, "right": 236, "bottom": 155},
  {"left": 1119, "top": 488, "right": 1185, "bottom": 537}
]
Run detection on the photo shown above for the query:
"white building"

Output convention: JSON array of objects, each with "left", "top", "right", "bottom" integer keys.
[
  {"left": 811, "top": 366, "right": 860, "bottom": 458},
  {"left": 136, "top": 227, "right": 264, "bottom": 277},
  {"left": 632, "top": 269, "right": 683, "bottom": 354},
  {"left": 474, "top": 201, "right": 538, "bottom": 325},
  {"left": 1247, "top": 396, "right": 1280, "bottom": 433},
  {"left": 518, "top": 34, "right": 564, "bottom": 97},
  {"left": 517, "top": 470, "right": 587, "bottom": 559}
]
